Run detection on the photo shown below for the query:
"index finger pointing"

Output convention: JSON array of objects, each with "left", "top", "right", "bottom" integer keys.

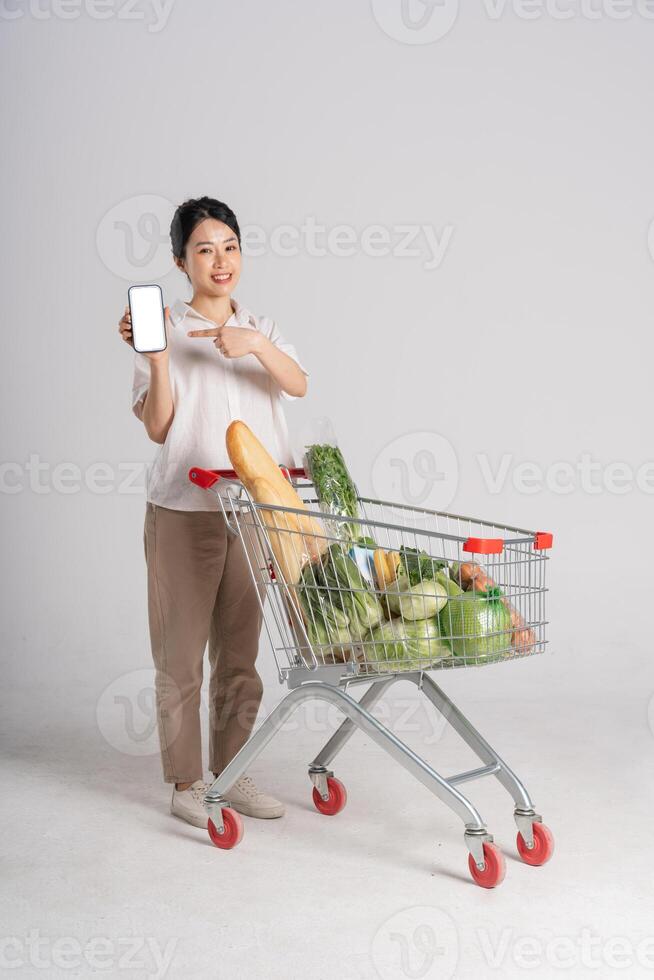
[{"left": 187, "top": 328, "right": 219, "bottom": 338}]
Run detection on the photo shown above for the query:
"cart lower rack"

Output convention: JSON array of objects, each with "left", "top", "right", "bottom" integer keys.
[{"left": 188, "top": 464, "right": 555, "bottom": 888}]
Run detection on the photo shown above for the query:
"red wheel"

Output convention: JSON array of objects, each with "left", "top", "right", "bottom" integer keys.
[
  {"left": 312, "top": 776, "right": 347, "bottom": 816},
  {"left": 468, "top": 841, "right": 506, "bottom": 888},
  {"left": 207, "top": 808, "right": 244, "bottom": 849},
  {"left": 517, "top": 822, "right": 554, "bottom": 866}
]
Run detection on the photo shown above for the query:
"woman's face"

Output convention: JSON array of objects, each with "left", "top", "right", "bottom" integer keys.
[{"left": 176, "top": 217, "right": 242, "bottom": 297}]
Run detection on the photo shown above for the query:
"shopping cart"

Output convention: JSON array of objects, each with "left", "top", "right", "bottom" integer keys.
[{"left": 188, "top": 464, "right": 554, "bottom": 888}]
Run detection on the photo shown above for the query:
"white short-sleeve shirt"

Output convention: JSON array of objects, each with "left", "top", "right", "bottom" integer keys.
[{"left": 131, "top": 297, "right": 308, "bottom": 512}]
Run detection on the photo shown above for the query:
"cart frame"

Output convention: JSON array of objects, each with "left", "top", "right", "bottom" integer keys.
[{"left": 188, "top": 465, "right": 554, "bottom": 885}]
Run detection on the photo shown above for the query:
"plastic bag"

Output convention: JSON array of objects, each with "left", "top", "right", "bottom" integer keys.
[{"left": 301, "top": 417, "right": 361, "bottom": 542}]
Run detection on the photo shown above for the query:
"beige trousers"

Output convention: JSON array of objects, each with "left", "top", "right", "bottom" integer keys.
[{"left": 143, "top": 502, "right": 266, "bottom": 784}]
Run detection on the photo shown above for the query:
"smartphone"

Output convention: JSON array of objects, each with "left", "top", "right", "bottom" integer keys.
[{"left": 127, "top": 284, "right": 167, "bottom": 354}]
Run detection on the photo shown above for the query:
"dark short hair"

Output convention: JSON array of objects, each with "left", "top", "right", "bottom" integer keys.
[{"left": 170, "top": 196, "right": 241, "bottom": 260}]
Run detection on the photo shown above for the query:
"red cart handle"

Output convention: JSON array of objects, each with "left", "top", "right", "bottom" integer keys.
[{"left": 189, "top": 466, "right": 307, "bottom": 489}]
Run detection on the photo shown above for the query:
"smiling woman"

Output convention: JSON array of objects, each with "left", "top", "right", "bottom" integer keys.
[{"left": 116, "top": 195, "right": 309, "bottom": 828}]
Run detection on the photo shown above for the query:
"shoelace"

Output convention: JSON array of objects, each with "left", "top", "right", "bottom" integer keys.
[
  {"left": 188, "top": 782, "right": 209, "bottom": 803},
  {"left": 233, "top": 775, "right": 259, "bottom": 800}
]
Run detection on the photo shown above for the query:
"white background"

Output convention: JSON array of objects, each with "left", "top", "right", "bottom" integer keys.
[{"left": 2, "top": 2, "right": 653, "bottom": 979}]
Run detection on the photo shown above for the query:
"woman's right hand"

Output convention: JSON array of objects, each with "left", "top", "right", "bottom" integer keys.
[{"left": 118, "top": 305, "right": 170, "bottom": 363}]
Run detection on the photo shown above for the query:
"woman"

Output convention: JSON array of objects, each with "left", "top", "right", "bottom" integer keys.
[{"left": 118, "top": 197, "right": 308, "bottom": 827}]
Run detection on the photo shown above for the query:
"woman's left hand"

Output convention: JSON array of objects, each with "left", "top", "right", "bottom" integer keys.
[{"left": 187, "top": 325, "right": 263, "bottom": 358}]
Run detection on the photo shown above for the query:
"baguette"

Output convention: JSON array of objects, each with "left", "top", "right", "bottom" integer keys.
[
  {"left": 250, "top": 477, "right": 305, "bottom": 586},
  {"left": 250, "top": 478, "right": 309, "bottom": 644},
  {"left": 226, "top": 420, "right": 328, "bottom": 570}
]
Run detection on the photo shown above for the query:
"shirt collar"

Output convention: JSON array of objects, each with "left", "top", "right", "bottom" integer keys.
[{"left": 169, "top": 297, "right": 254, "bottom": 329}]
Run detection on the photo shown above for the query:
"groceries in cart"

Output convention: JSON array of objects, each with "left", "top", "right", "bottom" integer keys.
[
  {"left": 190, "top": 427, "right": 553, "bottom": 882},
  {"left": 222, "top": 420, "right": 536, "bottom": 674},
  {"left": 226, "top": 418, "right": 329, "bottom": 578},
  {"left": 450, "top": 561, "right": 536, "bottom": 653},
  {"left": 304, "top": 440, "right": 360, "bottom": 541}
]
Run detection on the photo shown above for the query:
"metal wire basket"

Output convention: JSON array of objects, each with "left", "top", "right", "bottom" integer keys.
[
  {"left": 188, "top": 464, "right": 555, "bottom": 885},
  {"left": 189, "top": 466, "right": 552, "bottom": 686}
]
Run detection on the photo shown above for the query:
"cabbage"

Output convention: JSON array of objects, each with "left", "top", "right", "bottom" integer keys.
[
  {"left": 439, "top": 588, "right": 512, "bottom": 661},
  {"left": 435, "top": 570, "right": 465, "bottom": 598},
  {"left": 386, "top": 573, "right": 448, "bottom": 620},
  {"left": 298, "top": 579, "right": 352, "bottom": 658},
  {"left": 298, "top": 543, "right": 384, "bottom": 656},
  {"left": 365, "top": 616, "right": 451, "bottom": 672}
]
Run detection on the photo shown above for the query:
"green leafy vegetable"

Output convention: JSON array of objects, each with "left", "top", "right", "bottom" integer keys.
[
  {"left": 297, "top": 543, "right": 384, "bottom": 658},
  {"left": 365, "top": 617, "right": 451, "bottom": 672},
  {"left": 398, "top": 547, "right": 447, "bottom": 587},
  {"left": 305, "top": 443, "right": 360, "bottom": 539},
  {"left": 317, "top": 543, "right": 384, "bottom": 639},
  {"left": 380, "top": 547, "right": 449, "bottom": 620},
  {"left": 435, "top": 570, "right": 465, "bottom": 598},
  {"left": 386, "top": 576, "right": 448, "bottom": 621},
  {"left": 354, "top": 535, "right": 378, "bottom": 549}
]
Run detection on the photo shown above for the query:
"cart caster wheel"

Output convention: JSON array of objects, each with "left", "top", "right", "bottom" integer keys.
[
  {"left": 468, "top": 841, "right": 506, "bottom": 889},
  {"left": 312, "top": 776, "right": 347, "bottom": 816},
  {"left": 517, "top": 822, "right": 554, "bottom": 866},
  {"left": 207, "top": 808, "right": 243, "bottom": 849}
]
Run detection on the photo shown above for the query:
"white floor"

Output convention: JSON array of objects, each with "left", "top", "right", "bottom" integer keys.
[{"left": 2, "top": 651, "right": 653, "bottom": 980}]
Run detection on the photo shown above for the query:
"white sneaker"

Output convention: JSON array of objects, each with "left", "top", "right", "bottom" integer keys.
[
  {"left": 170, "top": 779, "right": 209, "bottom": 828},
  {"left": 225, "top": 774, "right": 285, "bottom": 819}
]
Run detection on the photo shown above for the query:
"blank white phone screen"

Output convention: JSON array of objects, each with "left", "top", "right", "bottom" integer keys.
[{"left": 128, "top": 285, "right": 166, "bottom": 353}]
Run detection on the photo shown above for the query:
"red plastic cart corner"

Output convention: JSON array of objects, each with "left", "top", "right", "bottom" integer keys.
[{"left": 462, "top": 537, "right": 504, "bottom": 555}]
